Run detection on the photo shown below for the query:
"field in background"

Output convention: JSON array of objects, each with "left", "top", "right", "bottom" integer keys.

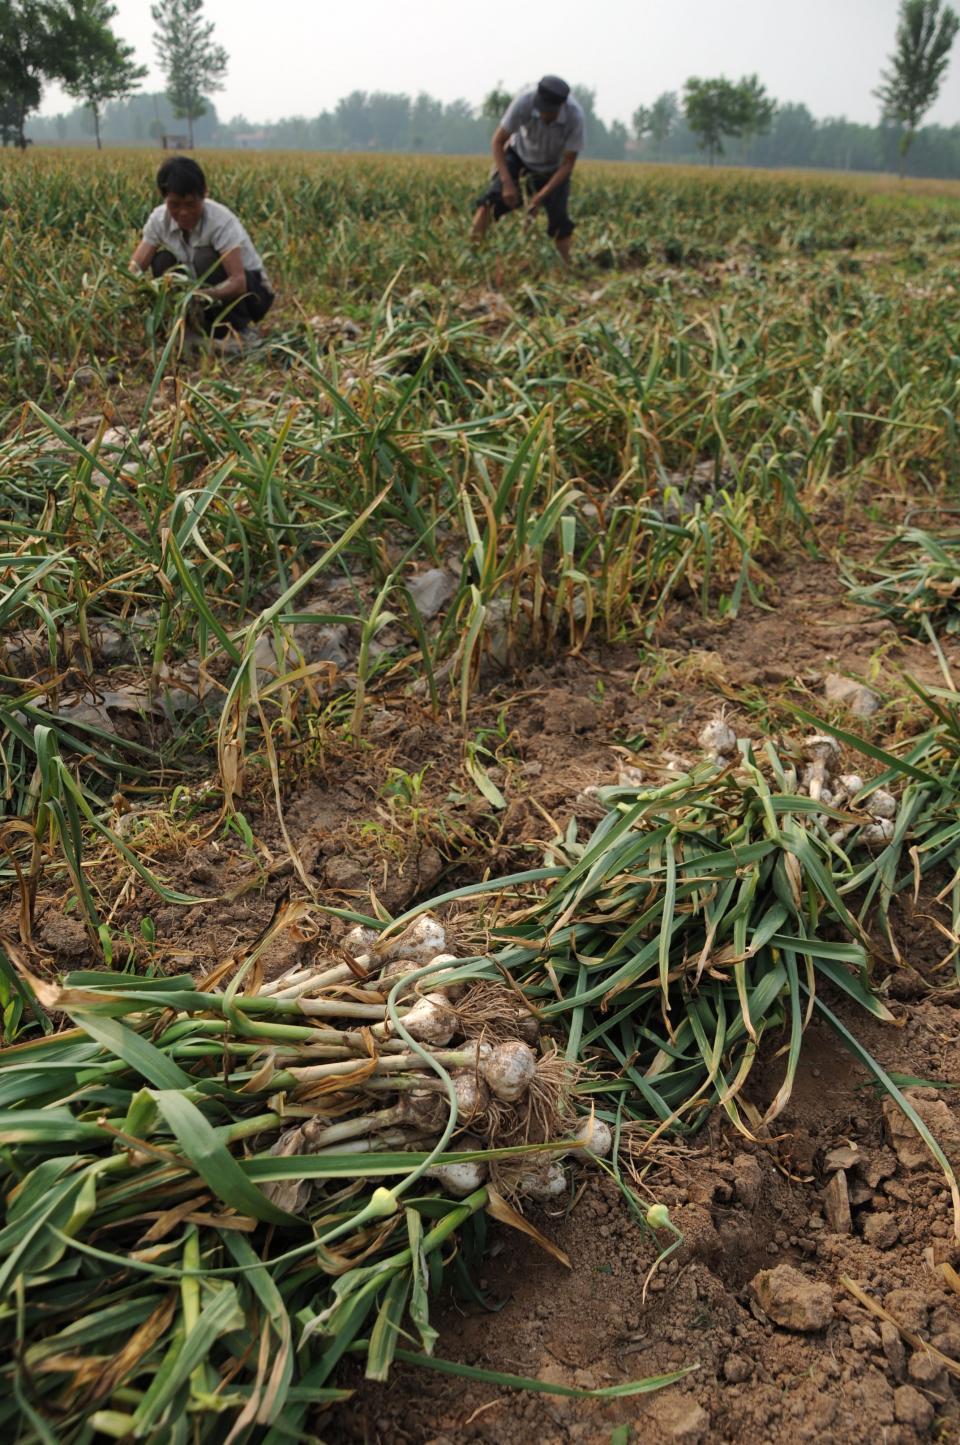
[{"left": 3, "top": 149, "right": 960, "bottom": 1443}]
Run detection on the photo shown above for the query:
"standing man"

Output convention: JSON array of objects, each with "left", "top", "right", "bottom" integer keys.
[
  {"left": 129, "top": 157, "right": 274, "bottom": 351},
  {"left": 471, "top": 76, "right": 585, "bottom": 265}
]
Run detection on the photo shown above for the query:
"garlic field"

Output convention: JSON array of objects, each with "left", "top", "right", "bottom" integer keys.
[{"left": 3, "top": 150, "right": 960, "bottom": 1444}]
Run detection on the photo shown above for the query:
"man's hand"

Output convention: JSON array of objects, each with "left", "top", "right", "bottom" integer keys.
[{"left": 501, "top": 180, "right": 520, "bottom": 209}]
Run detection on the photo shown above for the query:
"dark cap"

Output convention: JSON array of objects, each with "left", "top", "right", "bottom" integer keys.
[{"left": 537, "top": 75, "right": 570, "bottom": 107}]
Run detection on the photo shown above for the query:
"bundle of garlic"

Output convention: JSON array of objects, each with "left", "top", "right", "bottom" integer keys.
[
  {"left": 257, "top": 911, "right": 612, "bottom": 1208},
  {"left": 794, "top": 733, "right": 899, "bottom": 847},
  {"left": 694, "top": 720, "right": 900, "bottom": 850}
]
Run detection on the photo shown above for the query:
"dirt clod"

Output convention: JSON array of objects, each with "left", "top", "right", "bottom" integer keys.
[
  {"left": 884, "top": 1094, "right": 960, "bottom": 1171},
  {"left": 907, "top": 1349, "right": 949, "bottom": 1393},
  {"left": 893, "top": 1383, "right": 935, "bottom": 1430},
  {"left": 642, "top": 1394, "right": 711, "bottom": 1441},
  {"left": 885, "top": 1289, "right": 931, "bottom": 1334},
  {"left": 824, "top": 672, "right": 880, "bottom": 717},
  {"left": 38, "top": 911, "right": 89, "bottom": 960},
  {"left": 882, "top": 1321, "right": 908, "bottom": 1381},
  {"left": 732, "top": 1152, "right": 762, "bottom": 1209},
  {"left": 863, "top": 1211, "right": 900, "bottom": 1249},
  {"left": 931, "top": 1328, "right": 960, "bottom": 1360},
  {"left": 750, "top": 1263, "right": 834, "bottom": 1332},
  {"left": 722, "top": 1353, "right": 753, "bottom": 1383}
]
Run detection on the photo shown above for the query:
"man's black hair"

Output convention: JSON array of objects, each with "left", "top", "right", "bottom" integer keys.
[{"left": 157, "top": 156, "right": 207, "bottom": 196}]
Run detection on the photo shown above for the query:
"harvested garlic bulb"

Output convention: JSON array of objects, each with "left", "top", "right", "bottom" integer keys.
[
  {"left": 516, "top": 1161, "right": 568, "bottom": 1200},
  {"left": 699, "top": 716, "right": 737, "bottom": 761},
  {"left": 862, "top": 818, "right": 895, "bottom": 849},
  {"left": 802, "top": 735, "right": 840, "bottom": 802},
  {"left": 481, "top": 1039, "right": 537, "bottom": 1102},
  {"left": 515, "top": 1011, "right": 540, "bottom": 1044},
  {"left": 381, "top": 915, "right": 446, "bottom": 963},
  {"left": 426, "top": 1159, "right": 488, "bottom": 1195},
  {"left": 574, "top": 1115, "right": 613, "bottom": 1157},
  {"left": 423, "top": 952, "right": 466, "bottom": 999},
  {"left": 838, "top": 773, "right": 864, "bottom": 799},
  {"left": 342, "top": 924, "right": 379, "bottom": 958},
  {"left": 866, "top": 788, "right": 897, "bottom": 820},
  {"left": 400, "top": 1090, "right": 448, "bottom": 1132},
  {"left": 400, "top": 992, "right": 458, "bottom": 1045},
  {"left": 452, "top": 1069, "right": 490, "bottom": 1120}
]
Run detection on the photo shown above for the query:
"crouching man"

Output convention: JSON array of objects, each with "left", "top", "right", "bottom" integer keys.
[
  {"left": 471, "top": 76, "right": 585, "bottom": 265},
  {"left": 129, "top": 157, "right": 274, "bottom": 349}
]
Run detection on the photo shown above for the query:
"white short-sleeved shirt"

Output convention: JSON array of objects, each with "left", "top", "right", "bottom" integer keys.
[
  {"left": 143, "top": 199, "right": 267, "bottom": 280},
  {"left": 499, "top": 89, "right": 586, "bottom": 172}
]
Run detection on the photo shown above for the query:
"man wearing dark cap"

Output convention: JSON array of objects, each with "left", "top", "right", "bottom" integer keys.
[{"left": 471, "top": 76, "right": 585, "bottom": 264}]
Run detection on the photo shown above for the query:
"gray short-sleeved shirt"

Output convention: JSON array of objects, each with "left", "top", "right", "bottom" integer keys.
[
  {"left": 499, "top": 88, "right": 586, "bottom": 172},
  {"left": 143, "top": 199, "right": 267, "bottom": 280}
]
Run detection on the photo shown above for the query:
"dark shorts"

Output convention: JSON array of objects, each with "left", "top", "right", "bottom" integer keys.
[
  {"left": 475, "top": 147, "right": 575, "bottom": 240},
  {"left": 151, "top": 246, "right": 274, "bottom": 334}
]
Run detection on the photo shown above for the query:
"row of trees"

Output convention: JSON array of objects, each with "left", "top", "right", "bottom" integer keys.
[
  {"left": 6, "top": 0, "right": 959, "bottom": 177},
  {"left": 0, "top": 0, "right": 227, "bottom": 148},
  {"left": 30, "top": 85, "right": 960, "bottom": 180},
  {"left": 631, "top": 3, "right": 958, "bottom": 175}
]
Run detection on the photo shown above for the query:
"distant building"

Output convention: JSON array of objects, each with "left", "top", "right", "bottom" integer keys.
[{"left": 232, "top": 130, "right": 269, "bottom": 149}]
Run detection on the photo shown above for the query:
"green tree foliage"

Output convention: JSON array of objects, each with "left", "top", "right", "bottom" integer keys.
[
  {"left": 0, "top": 0, "right": 82, "bottom": 147},
  {"left": 876, "top": 0, "right": 959, "bottom": 172},
  {"left": 151, "top": 0, "right": 227, "bottom": 147},
  {"left": 632, "top": 103, "right": 652, "bottom": 141},
  {"left": 683, "top": 74, "right": 775, "bottom": 163},
  {"left": 634, "top": 91, "right": 678, "bottom": 155},
  {"left": 62, "top": 0, "right": 146, "bottom": 149},
  {"left": 649, "top": 91, "right": 679, "bottom": 153},
  {"left": 482, "top": 84, "right": 511, "bottom": 122}
]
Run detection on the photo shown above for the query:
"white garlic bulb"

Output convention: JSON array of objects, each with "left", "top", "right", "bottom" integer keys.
[
  {"left": 699, "top": 717, "right": 737, "bottom": 759},
  {"left": 342, "top": 924, "right": 379, "bottom": 958},
  {"left": 452, "top": 1069, "right": 489, "bottom": 1120},
  {"left": 866, "top": 788, "right": 897, "bottom": 820},
  {"left": 862, "top": 818, "right": 895, "bottom": 849},
  {"left": 574, "top": 1114, "right": 613, "bottom": 1157},
  {"left": 381, "top": 915, "right": 447, "bottom": 963},
  {"left": 400, "top": 992, "right": 458, "bottom": 1045},
  {"left": 516, "top": 1161, "right": 568, "bottom": 1200},
  {"left": 481, "top": 1040, "right": 537, "bottom": 1102},
  {"left": 426, "top": 1159, "right": 488, "bottom": 1195}
]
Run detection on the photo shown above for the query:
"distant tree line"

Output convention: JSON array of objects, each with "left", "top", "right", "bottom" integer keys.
[
  {"left": 28, "top": 83, "right": 632, "bottom": 157},
  {"left": 26, "top": 84, "right": 960, "bottom": 180},
  {"left": 17, "top": 0, "right": 960, "bottom": 179}
]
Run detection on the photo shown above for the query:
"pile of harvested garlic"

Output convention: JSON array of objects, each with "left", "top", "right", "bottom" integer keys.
[{"left": 259, "top": 913, "right": 611, "bottom": 1208}]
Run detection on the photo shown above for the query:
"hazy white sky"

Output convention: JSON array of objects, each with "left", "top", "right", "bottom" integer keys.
[{"left": 39, "top": 0, "right": 960, "bottom": 127}]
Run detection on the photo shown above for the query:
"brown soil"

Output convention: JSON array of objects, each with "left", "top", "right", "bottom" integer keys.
[
  {"left": 334, "top": 1002, "right": 960, "bottom": 1445},
  {"left": 18, "top": 521, "right": 960, "bottom": 1444}
]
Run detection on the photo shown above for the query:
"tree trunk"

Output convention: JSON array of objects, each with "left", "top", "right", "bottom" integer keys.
[
  {"left": 899, "top": 129, "right": 911, "bottom": 180},
  {"left": 188, "top": 112, "right": 194, "bottom": 148},
  {"left": 93, "top": 106, "right": 102, "bottom": 151}
]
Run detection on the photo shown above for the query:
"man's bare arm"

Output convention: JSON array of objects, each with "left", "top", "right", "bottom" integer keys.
[
  {"left": 491, "top": 126, "right": 519, "bottom": 207},
  {"left": 529, "top": 152, "right": 578, "bottom": 212},
  {"left": 129, "top": 240, "right": 157, "bottom": 275},
  {"left": 198, "top": 246, "right": 247, "bottom": 302}
]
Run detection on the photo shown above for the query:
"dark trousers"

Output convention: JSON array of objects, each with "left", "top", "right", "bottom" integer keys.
[
  {"left": 475, "top": 147, "right": 575, "bottom": 240},
  {"left": 151, "top": 247, "right": 274, "bottom": 334}
]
